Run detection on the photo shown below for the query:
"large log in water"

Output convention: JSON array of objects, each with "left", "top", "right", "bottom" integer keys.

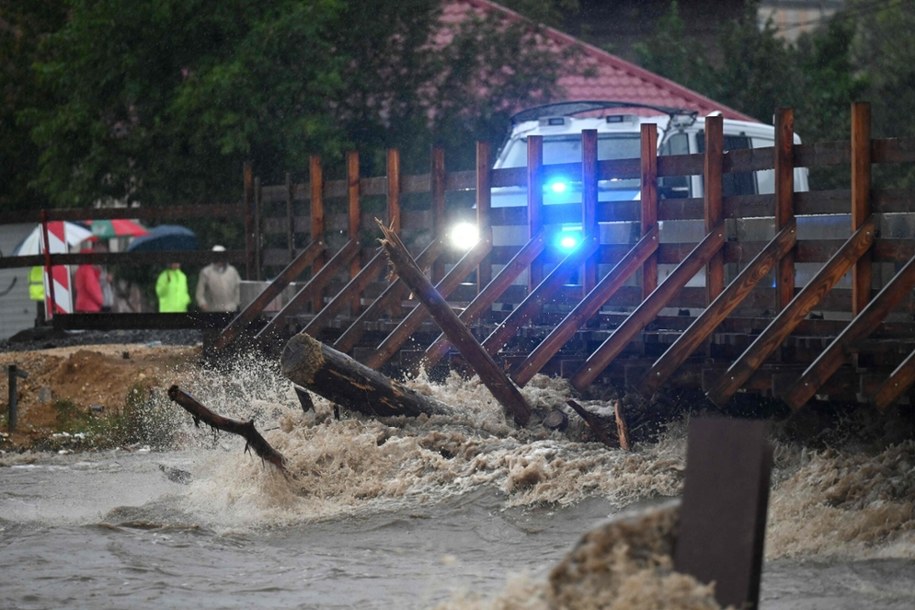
[{"left": 281, "top": 332, "right": 453, "bottom": 418}]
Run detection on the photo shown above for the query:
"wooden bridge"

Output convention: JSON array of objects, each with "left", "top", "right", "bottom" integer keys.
[{"left": 3, "top": 103, "right": 915, "bottom": 412}]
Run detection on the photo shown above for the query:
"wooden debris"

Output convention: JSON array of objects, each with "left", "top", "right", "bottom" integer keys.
[
  {"left": 281, "top": 331, "right": 454, "bottom": 418},
  {"left": 377, "top": 220, "right": 532, "bottom": 426},
  {"left": 566, "top": 399, "right": 625, "bottom": 449},
  {"left": 167, "top": 385, "right": 288, "bottom": 473}
]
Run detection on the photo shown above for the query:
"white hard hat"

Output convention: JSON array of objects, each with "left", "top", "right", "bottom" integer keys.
[{"left": 212, "top": 245, "right": 226, "bottom": 252}]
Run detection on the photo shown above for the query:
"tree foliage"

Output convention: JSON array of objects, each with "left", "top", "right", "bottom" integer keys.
[{"left": 18, "top": 0, "right": 567, "bottom": 209}]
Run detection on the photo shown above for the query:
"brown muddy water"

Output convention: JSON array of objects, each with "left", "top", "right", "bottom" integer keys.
[{"left": 0, "top": 352, "right": 912, "bottom": 609}]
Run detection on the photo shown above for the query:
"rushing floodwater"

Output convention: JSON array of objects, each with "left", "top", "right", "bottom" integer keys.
[{"left": 1, "top": 353, "right": 913, "bottom": 609}]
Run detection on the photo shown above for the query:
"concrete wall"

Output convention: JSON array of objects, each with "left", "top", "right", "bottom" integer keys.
[{"left": 0, "top": 224, "right": 41, "bottom": 341}]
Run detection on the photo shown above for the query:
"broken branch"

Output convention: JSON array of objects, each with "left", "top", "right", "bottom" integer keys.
[{"left": 167, "top": 385, "right": 288, "bottom": 473}]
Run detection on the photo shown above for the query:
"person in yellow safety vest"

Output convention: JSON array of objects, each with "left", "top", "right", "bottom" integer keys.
[
  {"left": 28, "top": 266, "right": 46, "bottom": 325},
  {"left": 155, "top": 262, "right": 191, "bottom": 313},
  {"left": 29, "top": 266, "right": 45, "bottom": 301}
]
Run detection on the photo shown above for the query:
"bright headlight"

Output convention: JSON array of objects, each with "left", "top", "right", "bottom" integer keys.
[{"left": 449, "top": 222, "right": 479, "bottom": 251}]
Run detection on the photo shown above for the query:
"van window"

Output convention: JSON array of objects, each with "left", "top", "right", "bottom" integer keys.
[
  {"left": 500, "top": 134, "right": 642, "bottom": 168},
  {"left": 659, "top": 131, "right": 690, "bottom": 198},
  {"left": 697, "top": 132, "right": 757, "bottom": 196}
]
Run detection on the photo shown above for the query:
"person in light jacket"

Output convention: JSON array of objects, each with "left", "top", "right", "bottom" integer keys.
[
  {"left": 195, "top": 245, "right": 242, "bottom": 312},
  {"left": 156, "top": 262, "right": 191, "bottom": 313}
]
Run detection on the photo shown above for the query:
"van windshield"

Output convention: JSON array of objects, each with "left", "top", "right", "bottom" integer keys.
[{"left": 500, "top": 133, "right": 643, "bottom": 168}]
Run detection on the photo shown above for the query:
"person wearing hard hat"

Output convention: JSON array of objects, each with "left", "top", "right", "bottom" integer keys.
[{"left": 195, "top": 245, "right": 241, "bottom": 312}]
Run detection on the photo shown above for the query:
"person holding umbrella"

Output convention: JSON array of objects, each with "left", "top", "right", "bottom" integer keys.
[{"left": 155, "top": 262, "right": 191, "bottom": 313}]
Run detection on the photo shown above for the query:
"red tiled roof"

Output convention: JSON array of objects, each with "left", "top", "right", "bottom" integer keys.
[{"left": 444, "top": 0, "right": 757, "bottom": 122}]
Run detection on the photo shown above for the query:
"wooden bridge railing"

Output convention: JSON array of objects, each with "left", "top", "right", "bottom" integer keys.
[
  {"left": 241, "top": 102, "right": 915, "bottom": 410},
  {"left": 4, "top": 102, "right": 915, "bottom": 410}
]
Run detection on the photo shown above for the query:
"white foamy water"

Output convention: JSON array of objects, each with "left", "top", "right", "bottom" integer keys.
[{"left": 0, "top": 350, "right": 913, "bottom": 608}]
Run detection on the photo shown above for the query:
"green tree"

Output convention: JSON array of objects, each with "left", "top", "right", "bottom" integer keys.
[
  {"left": 633, "top": 1, "right": 715, "bottom": 97},
  {"left": 0, "top": 1, "right": 67, "bottom": 210},
  {"left": 19, "top": 0, "right": 568, "bottom": 210}
]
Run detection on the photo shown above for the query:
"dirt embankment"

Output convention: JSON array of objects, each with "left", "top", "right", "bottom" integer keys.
[{"left": 0, "top": 343, "right": 201, "bottom": 449}]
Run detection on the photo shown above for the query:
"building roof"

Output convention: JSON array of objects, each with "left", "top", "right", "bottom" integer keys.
[{"left": 444, "top": 0, "right": 757, "bottom": 122}]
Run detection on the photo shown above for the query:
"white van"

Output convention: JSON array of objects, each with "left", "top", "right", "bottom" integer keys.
[{"left": 479, "top": 101, "right": 815, "bottom": 290}]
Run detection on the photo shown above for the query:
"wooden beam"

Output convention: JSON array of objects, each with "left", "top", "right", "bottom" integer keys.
[
  {"left": 422, "top": 233, "right": 546, "bottom": 371},
  {"left": 641, "top": 221, "right": 797, "bottom": 397},
  {"left": 512, "top": 226, "right": 659, "bottom": 387},
  {"left": 476, "top": 141, "right": 493, "bottom": 291},
  {"left": 309, "top": 155, "right": 326, "bottom": 311},
  {"left": 365, "top": 236, "right": 492, "bottom": 369},
  {"left": 872, "top": 348, "right": 915, "bottom": 411},
  {"left": 377, "top": 223, "right": 531, "bottom": 426},
  {"left": 706, "top": 217, "right": 877, "bottom": 406},
  {"left": 387, "top": 148, "right": 401, "bottom": 234},
  {"left": 213, "top": 239, "right": 326, "bottom": 351},
  {"left": 774, "top": 107, "right": 796, "bottom": 310},
  {"left": 528, "top": 136, "right": 544, "bottom": 288},
  {"left": 582, "top": 129, "right": 598, "bottom": 294},
  {"left": 704, "top": 115, "right": 724, "bottom": 302},
  {"left": 482, "top": 236, "right": 600, "bottom": 357},
  {"left": 782, "top": 254, "right": 915, "bottom": 409},
  {"left": 243, "top": 162, "right": 256, "bottom": 280},
  {"left": 572, "top": 224, "right": 726, "bottom": 392},
  {"left": 640, "top": 123, "right": 659, "bottom": 299},
  {"left": 851, "top": 102, "right": 873, "bottom": 315}
]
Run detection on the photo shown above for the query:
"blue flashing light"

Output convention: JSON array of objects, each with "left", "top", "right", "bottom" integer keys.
[
  {"left": 544, "top": 176, "right": 570, "bottom": 195},
  {"left": 554, "top": 228, "right": 583, "bottom": 253}
]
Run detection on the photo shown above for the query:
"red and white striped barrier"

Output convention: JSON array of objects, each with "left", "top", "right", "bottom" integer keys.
[{"left": 41, "top": 220, "right": 74, "bottom": 316}]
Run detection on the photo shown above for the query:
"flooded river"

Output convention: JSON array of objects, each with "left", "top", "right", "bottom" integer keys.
[{"left": 1, "top": 354, "right": 913, "bottom": 608}]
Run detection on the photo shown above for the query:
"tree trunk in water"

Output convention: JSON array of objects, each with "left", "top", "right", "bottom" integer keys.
[{"left": 281, "top": 331, "right": 454, "bottom": 418}]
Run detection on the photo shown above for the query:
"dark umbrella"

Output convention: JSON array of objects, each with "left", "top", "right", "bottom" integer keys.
[{"left": 127, "top": 224, "right": 198, "bottom": 253}]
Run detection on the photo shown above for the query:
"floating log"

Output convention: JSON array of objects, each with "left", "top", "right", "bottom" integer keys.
[
  {"left": 377, "top": 221, "right": 532, "bottom": 426},
  {"left": 167, "top": 385, "right": 287, "bottom": 473},
  {"left": 281, "top": 331, "right": 454, "bottom": 418}
]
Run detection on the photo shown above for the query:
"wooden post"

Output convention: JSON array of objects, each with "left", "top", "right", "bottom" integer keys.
[
  {"left": 431, "top": 147, "right": 446, "bottom": 283},
  {"left": 476, "top": 141, "right": 493, "bottom": 293},
  {"left": 243, "top": 162, "right": 256, "bottom": 280},
  {"left": 640, "top": 123, "right": 659, "bottom": 299},
  {"left": 528, "top": 135, "right": 544, "bottom": 289},
  {"left": 582, "top": 129, "right": 598, "bottom": 294},
  {"left": 387, "top": 148, "right": 401, "bottom": 234},
  {"left": 704, "top": 115, "right": 724, "bottom": 302},
  {"left": 674, "top": 417, "right": 772, "bottom": 610},
  {"left": 378, "top": 223, "right": 532, "bottom": 426},
  {"left": 254, "top": 176, "right": 263, "bottom": 281},
  {"left": 774, "top": 107, "right": 796, "bottom": 310},
  {"left": 851, "top": 102, "right": 873, "bottom": 315},
  {"left": 347, "top": 151, "right": 361, "bottom": 314},
  {"left": 285, "top": 172, "right": 295, "bottom": 262},
  {"left": 309, "top": 155, "right": 326, "bottom": 312}
]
